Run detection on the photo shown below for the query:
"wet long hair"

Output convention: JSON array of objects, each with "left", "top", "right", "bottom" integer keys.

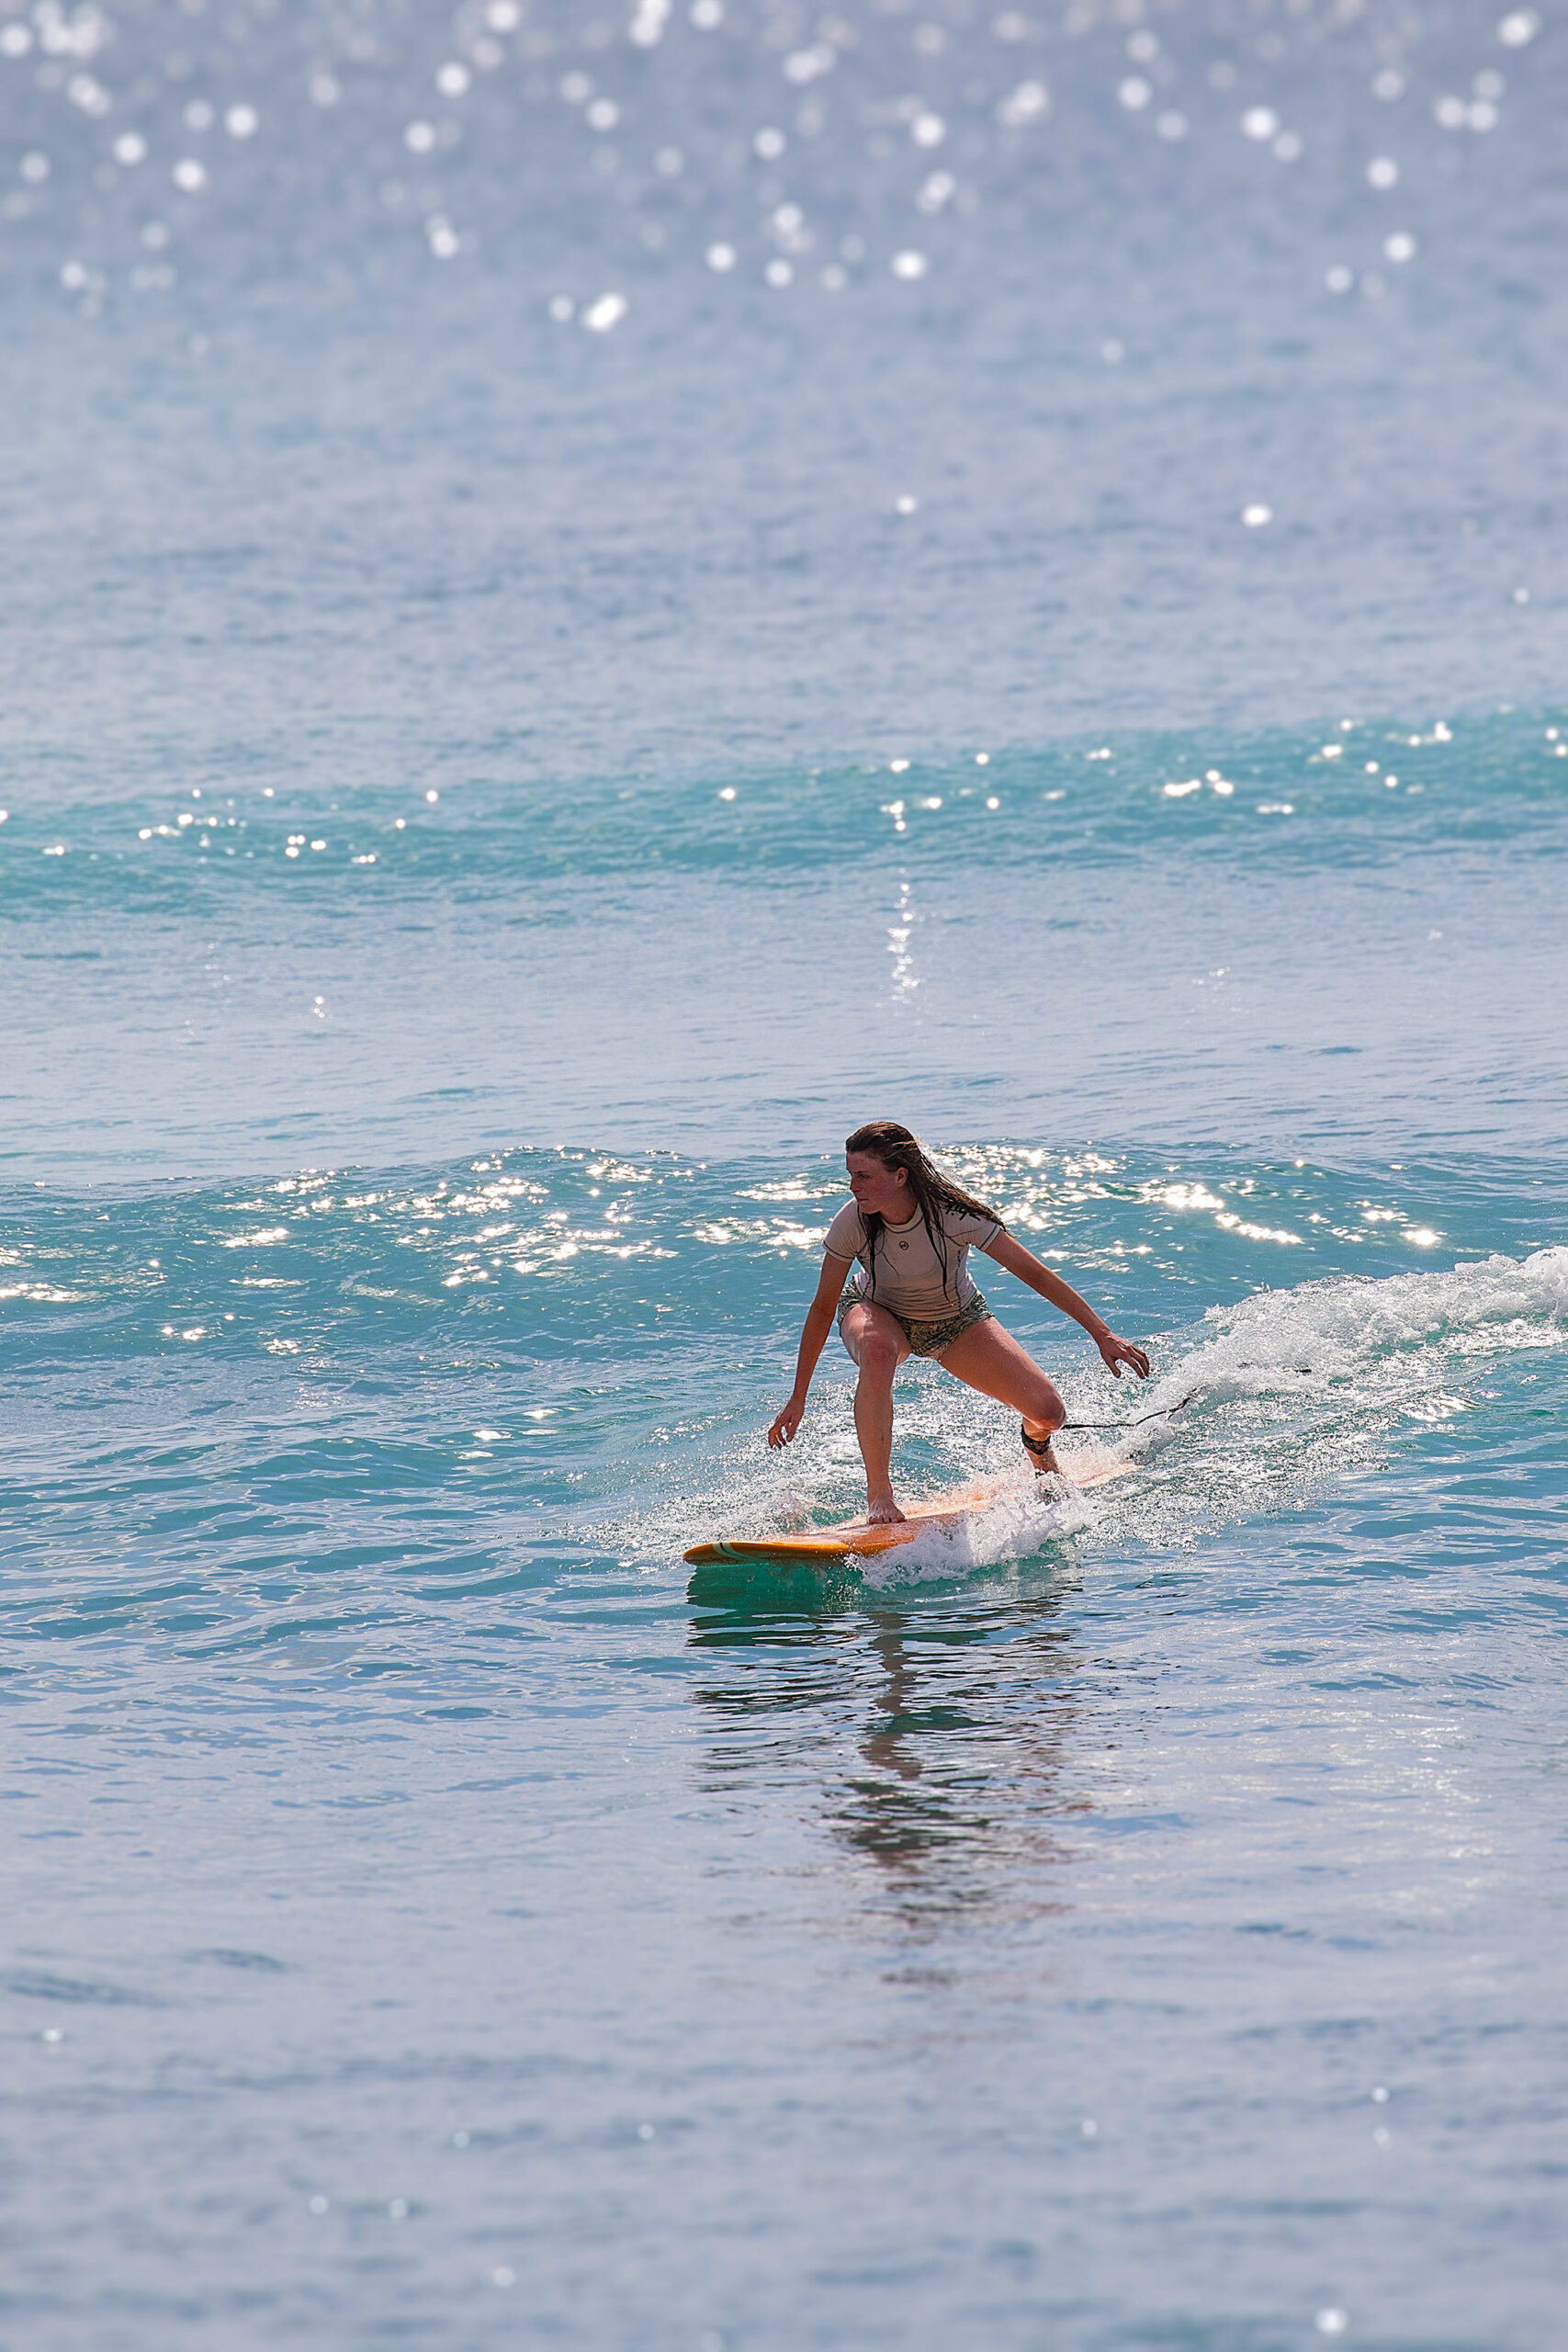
[{"left": 844, "top": 1121, "right": 1001, "bottom": 1299}]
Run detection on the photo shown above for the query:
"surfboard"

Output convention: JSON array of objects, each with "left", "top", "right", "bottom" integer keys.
[{"left": 682, "top": 1454, "right": 1135, "bottom": 1566}]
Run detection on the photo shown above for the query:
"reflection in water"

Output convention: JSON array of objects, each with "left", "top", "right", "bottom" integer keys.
[{"left": 686, "top": 1573, "right": 1089, "bottom": 1932}]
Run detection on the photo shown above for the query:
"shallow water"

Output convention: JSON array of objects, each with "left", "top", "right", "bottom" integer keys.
[{"left": 6, "top": 1, "right": 1568, "bottom": 2345}]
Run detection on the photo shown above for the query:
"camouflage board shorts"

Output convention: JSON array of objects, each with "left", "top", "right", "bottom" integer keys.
[{"left": 836, "top": 1283, "right": 993, "bottom": 1361}]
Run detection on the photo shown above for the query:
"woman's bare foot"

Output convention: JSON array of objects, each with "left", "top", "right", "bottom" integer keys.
[{"left": 865, "top": 1491, "right": 908, "bottom": 1525}]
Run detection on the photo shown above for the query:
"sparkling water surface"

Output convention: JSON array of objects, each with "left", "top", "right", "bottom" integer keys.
[
  {"left": 6, "top": 0, "right": 1568, "bottom": 2346},
  {"left": 6, "top": 1148, "right": 1566, "bottom": 2347}
]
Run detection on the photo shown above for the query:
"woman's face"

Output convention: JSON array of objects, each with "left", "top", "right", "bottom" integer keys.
[{"left": 846, "top": 1151, "right": 911, "bottom": 1220}]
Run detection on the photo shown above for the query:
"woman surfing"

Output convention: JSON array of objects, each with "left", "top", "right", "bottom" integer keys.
[{"left": 768, "top": 1121, "right": 1151, "bottom": 1523}]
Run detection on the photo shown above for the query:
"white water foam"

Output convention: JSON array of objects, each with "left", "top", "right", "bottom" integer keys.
[
  {"left": 1096, "top": 1247, "right": 1568, "bottom": 1558},
  {"left": 855, "top": 1476, "right": 1098, "bottom": 1589},
  {"left": 1179, "top": 1247, "right": 1568, "bottom": 1398}
]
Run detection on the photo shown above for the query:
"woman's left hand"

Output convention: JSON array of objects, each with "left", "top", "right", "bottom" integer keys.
[{"left": 1098, "top": 1331, "right": 1151, "bottom": 1379}]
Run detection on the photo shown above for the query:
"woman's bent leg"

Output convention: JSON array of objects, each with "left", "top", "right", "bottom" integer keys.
[
  {"left": 839, "top": 1301, "right": 911, "bottom": 1522},
  {"left": 934, "top": 1318, "right": 1067, "bottom": 1476}
]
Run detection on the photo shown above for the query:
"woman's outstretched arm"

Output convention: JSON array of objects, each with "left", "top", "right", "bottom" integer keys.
[
  {"left": 985, "top": 1232, "right": 1151, "bottom": 1379},
  {"left": 768, "top": 1250, "right": 850, "bottom": 1446}
]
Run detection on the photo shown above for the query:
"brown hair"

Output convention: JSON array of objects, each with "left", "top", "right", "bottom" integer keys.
[{"left": 843, "top": 1121, "right": 1001, "bottom": 1299}]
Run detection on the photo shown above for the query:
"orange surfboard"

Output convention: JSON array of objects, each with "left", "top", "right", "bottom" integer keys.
[{"left": 682, "top": 1456, "right": 1134, "bottom": 1566}]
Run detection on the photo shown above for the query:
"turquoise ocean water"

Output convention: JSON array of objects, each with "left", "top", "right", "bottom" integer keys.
[{"left": 5, "top": 2, "right": 1568, "bottom": 2346}]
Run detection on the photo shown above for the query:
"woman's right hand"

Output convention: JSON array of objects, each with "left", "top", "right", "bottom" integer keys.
[{"left": 768, "top": 1395, "right": 806, "bottom": 1448}]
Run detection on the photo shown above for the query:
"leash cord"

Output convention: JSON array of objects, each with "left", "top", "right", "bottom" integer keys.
[{"left": 1057, "top": 1387, "right": 1201, "bottom": 1432}]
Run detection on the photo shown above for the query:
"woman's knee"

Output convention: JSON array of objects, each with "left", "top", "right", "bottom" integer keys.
[
  {"left": 1024, "top": 1379, "right": 1066, "bottom": 1432},
  {"left": 853, "top": 1329, "right": 902, "bottom": 1379}
]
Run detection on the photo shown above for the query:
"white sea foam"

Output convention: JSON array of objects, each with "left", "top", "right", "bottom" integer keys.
[
  {"left": 1181, "top": 1247, "right": 1568, "bottom": 1397},
  {"left": 857, "top": 1477, "right": 1096, "bottom": 1587}
]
